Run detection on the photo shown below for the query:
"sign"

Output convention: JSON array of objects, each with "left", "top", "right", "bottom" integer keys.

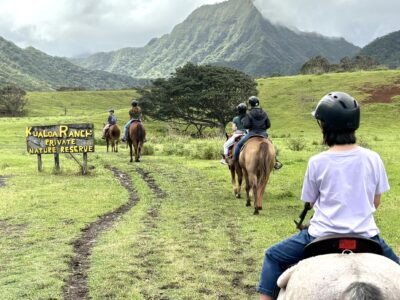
[{"left": 26, "top": 123, "right": 95, "bottom": 154}]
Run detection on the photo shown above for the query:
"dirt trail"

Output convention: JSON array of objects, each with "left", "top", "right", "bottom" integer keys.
[
  {"left": 63, "top": 167, "right": 139, "bottom": 300},
  {"left": 362, "top": 80, "right": 400, "bottom": 104}
]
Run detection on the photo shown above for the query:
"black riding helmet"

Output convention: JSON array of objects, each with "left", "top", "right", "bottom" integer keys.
[
  {"left": 312, "top": 92, "right": 360, "bottom": 131},
  {"left": 108, "top": 109, "right": 114, "bottom": 113},
  {"left": 131, "top": 99, "right": 139, "bottom": 107},
  {"left": 237, "top": 103, "right": 247, "bottom": 114},
  {"left": 248, "top": 96, "right": 260, "bottom": 107}
]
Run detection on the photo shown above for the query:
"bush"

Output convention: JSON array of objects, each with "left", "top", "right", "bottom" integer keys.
[
  {"left": 142, "top": 144, "right": 155, "bottom": 156},
  {"left": 0, "top": 84, "right": 27, "bottom": 116},
  {"left": 288, "top": 138, "right": 306, "bottom": 151}
]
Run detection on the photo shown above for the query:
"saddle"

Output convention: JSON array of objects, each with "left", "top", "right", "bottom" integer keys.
[{"left": 227, "top": 134, "right": 245, "bottom": 159}]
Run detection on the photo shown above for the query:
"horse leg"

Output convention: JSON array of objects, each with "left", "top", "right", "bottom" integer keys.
[
  {"left": 116, "top": 140, "right": 118, "bottom": 153},
  {"left": 247, "top": 174, "right": 258, "bottom": 214},
  {"left": 243, "top": 169, "right": 251, "bottom": 207},
  {"left": 236, "top": 165, "right": 243, "bottom": 198},
  {"left": 137, "top": 143, "right": 142, "bottom": 162},
  {"left": 106, "top": 139, "right": 109, "bottom": 152},
  {"left": 230, "top": 166, "right": 237, "bottom": 197},
  {"left": 129, "top": 142, "right": 133, "bottom": 162},
  {"left": 134, "top": 142, "right": 139, "bottom": 162},
  {"left": 256, "top": 179, "right": 268, "bottom": 212}
]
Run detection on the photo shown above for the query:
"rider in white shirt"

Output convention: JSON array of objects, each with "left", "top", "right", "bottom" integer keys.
[{"left": 257, "top": 92, "right": 399, "bottom": 300}]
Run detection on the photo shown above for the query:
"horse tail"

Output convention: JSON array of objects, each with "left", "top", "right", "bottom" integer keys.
[
  {"left": 341, "top": 282, "right": 383, "bottom": 300},
  {"left": 136, "top": 123, "right": 145, "bottom": 144},
  {"left": 257, "top": 141, "right": 270, "bottom": 186}
]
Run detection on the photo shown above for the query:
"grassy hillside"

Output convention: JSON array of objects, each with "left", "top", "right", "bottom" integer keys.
[{"left": 0, "top": 70, "right": 399, "bottom": 299}]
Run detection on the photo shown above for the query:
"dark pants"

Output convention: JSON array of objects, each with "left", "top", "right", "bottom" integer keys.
[
  {"left": 233, "top": 131, "right": 267, "bottom": 160},
  {"left": 257, "top": 229, "right": 400, "bottom": 296}
]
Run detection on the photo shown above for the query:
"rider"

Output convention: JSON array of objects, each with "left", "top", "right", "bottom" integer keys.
[
  {"left": 122, "top": 99, "right": 142, "bottom": 142},
  {"left": 257, "top": 92, "right": 399, "bottom": 300},
  {"left": 101, "top": 109, "right": 117, "bottom": 139},
  {"left": 229, "top": 96, "right": 282, "bottom": 169},
  {"left": 220, "top": 103, "right": 247, "bottom": 165}
]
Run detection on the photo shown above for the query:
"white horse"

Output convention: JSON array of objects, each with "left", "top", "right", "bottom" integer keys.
[{"left": 277, "top": 253, "right": 400, "bottom": 300}]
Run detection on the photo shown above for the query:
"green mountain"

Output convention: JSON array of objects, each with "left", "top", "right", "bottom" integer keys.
[
  {"left": 0, "top": 37, "right": 145, "bottom": 91},
  {"left": 72, "top": 0, "right": 359, "bottom": 78},
  {"left": 360, "top": 30, "right": 400, "bottom": 68}
]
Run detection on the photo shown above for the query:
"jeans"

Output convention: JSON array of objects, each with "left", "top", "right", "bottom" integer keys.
[
  {"left": 257, "top": 229, "right": 400, "bottom": 297},
  {"left": 233, "top": 131, "right": 267, "bottom": 160},
  {"left": 123, "top": 119, "right": 140, "bottom": 139}
]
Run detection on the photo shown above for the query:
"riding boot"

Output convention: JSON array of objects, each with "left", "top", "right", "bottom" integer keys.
[
  {"left": 220, "top": 154, "right": 228, "bottom": 165},
  {"left": 274, "top": 159, "right": 283, "bottom": 170}
]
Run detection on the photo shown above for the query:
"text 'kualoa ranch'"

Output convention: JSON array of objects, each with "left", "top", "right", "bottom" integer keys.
[{"left": 25, "top": 125, "right": 94, "bottom": 138}]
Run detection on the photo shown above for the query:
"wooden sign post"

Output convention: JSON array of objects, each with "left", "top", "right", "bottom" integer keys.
[{"left": 26, "top": 123, "right": 95, "bottom": 174}]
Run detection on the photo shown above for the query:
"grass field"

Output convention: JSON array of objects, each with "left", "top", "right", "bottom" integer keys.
[{"left": 0, "top": 70, "right": 399, "bottom": 299}]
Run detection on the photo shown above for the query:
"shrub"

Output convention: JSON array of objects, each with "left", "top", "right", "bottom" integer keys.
[
  {"left": 288, "top": 138, "right": 306, "bottom": 151},
  {"left": 142, "top": 144, "right": 155, "bottom": 156}
]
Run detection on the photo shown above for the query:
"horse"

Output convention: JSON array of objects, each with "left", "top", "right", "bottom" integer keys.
[
  {"left": 225, "top": 133, "right": 244, "bottom": 198},
  {"left": 105, "top": 124, "right": 120, "bottom": 152},
  {"left": 127, "top": 121, "right": 146, "bottom": 162},
  {"left": 277, "top": 253, "right": 400, "bottom": 299},
  {"left": 239, "top": 137, "right": 275, "bottom": 214}
]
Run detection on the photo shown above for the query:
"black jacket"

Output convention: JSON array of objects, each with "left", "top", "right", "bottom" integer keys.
[{"left": 241, "top": 108, "right": 271, "bottom": 132}]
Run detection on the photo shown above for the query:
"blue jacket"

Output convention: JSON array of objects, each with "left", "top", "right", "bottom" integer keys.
[{"left": 108, "top": 115, "right": 117, "bottom": 125}]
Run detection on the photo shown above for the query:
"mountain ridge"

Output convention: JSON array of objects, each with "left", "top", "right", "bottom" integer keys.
[
  {"left": 360, "top": 30, "right": 400, "bottom": 69},
  {"left": 71, "top": 0, "right": 359, "bottom": 78},
  {"left": 0, "top": 36, "right": 146, "bottom": 91}
]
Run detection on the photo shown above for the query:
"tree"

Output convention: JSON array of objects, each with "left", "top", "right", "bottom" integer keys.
[
  {"left": 0, "top": 84, "right": 27, "bottom": 116},
  {"left": 300, "top": 56, "right": 331, "bottom": 75},
  {"left": 139, "top": 63, "right": 258, "bottom": 136},
  {"left": 351, "top": 55, "right": 378, "bottom": 70}
]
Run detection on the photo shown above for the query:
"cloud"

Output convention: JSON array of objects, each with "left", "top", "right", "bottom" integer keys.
[
  {"left": 0, "top": 0, "right": 224, "bottom": 56},
  {"left": 253, "top": 0, "right": 400, "bottom": 47},
  {"left": 0, "top": 0, "right": 399, "bottom": 57}
]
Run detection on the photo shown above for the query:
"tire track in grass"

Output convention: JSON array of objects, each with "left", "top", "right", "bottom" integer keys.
[
  {"left": 131, "top": 167, "right": 168, "bottom": 299},
  {"left": 63, "top": 166, "right": 139, "bottom": 300}
]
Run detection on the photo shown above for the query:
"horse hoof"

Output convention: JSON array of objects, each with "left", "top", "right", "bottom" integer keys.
[
  {"left": 258, "top": 206, "right": 263, "bottom": 210},
  {"left": 246, "top": 202, "right": 251, "bottom": 207},
  {"left": 235, "top": 194, "right": 241, "bottom": 199},
  {"left": 254, "top": 210, "right": 259, "bottom": 215}
]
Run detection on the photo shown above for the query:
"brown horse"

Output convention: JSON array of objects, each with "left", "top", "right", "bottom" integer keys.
[
  {"left": 128, "top": 121, "right": 146, "bottom": 162},
  {"left": 239, "top": 137, "right": 275, "bottom": 214},
  {"left": 225, "top": 133, "right": 244, "bottom": 198},
  {"left": 105, "top": 124, "right": 120, "bottom": 152}
]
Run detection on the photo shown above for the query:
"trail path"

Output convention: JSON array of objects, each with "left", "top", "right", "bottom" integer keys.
[{"left": 63, "top": 167, "right": 139, "bottom": 300}]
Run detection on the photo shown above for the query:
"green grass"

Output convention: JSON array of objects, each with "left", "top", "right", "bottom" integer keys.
[{"left": 0, "top": 70, "right": 399, "bottom": 299}]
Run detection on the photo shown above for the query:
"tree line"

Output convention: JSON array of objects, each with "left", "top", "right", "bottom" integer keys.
[{"left": 300, "top": 55, "right": 379, "bottom": 75}]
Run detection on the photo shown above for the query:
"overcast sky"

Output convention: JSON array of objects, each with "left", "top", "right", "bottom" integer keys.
[{"left": 0, "top": 0, "right": 399, "bottom": 57}]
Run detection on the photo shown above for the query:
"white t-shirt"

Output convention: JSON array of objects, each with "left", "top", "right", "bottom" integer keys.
[{"left": 301, "top": 146, "right": 390, "bottom": 238}]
